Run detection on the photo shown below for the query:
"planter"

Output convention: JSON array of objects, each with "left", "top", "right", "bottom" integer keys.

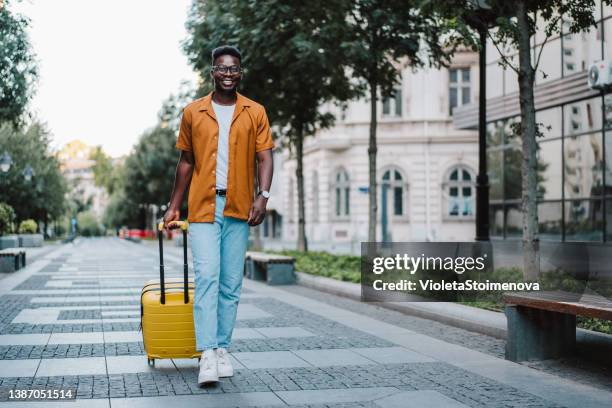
[
  {"left": 0, "top": 235, "right": 19, "bottom": 250},
  {"left": 18, "top": 234, "right": 44, "bottom": 248}
]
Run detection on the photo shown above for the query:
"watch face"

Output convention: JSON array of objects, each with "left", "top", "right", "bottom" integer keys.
[{"left": 261, "top": 191, "right": 270, "bottom": 198}]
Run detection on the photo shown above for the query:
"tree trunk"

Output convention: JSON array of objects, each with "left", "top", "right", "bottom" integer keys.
[
  {"left": 368, "top": 80, "right": 378, "bottom": 242},
  {"left": 295, "top": 127, "right": 308, "bottom": 251},
  {"left": 516, "top": 0, "right": 540, "bottom": 281}
]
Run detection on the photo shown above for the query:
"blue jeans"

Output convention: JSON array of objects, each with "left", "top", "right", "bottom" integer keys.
[{"left": 189, "top": 194, "right": 249, "bottom": 351}]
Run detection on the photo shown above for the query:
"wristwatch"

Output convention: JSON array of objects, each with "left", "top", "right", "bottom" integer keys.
[{"left": 258, "top": 190, "right": 270, "bottom": 199}]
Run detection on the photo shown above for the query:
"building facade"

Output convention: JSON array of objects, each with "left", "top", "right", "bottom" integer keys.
[
  {"left": 263, "top": 51, "right": 480, "bottom": 254},
  {"left": 58, "top": 140, "right": 109, "bottom": 220},
  {"left": 454, "top": 2, "right": 612, "bottom": 243}
]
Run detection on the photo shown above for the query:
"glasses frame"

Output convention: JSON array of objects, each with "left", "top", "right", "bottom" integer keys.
[{"left": 211, "top": 65, "right": 243, "bottom": 75}]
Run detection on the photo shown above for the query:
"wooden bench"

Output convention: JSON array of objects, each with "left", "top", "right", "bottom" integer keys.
[
  {"left": 504, "top": 291, "right": 612, "bottom": 361},
  {"left": 0, "top": 249, "right": 26, "bottom": 272},
  {"left": 244, "top": 252, "right": 295, "bottom": 285}
]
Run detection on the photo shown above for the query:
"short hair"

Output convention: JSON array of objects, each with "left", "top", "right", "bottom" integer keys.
[{"left": 211, "top": 45, "right": 242, "bottom": 64}]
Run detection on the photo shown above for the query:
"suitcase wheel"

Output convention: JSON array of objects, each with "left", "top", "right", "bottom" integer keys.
[{"left": 147, "top": 358, "right": 155, "bottom": 367}]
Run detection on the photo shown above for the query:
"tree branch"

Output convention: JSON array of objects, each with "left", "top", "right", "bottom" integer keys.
[
  {"left": 487, "top": 31, "right": 519, "bottom": 74},
  {"left": 534, "top": 14, "right": 561, "bottom": 72}
]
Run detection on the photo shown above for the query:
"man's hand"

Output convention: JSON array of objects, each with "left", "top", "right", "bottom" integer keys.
[
  {"left": 162, "top": 207, "right": 181, "bottom": 230},
  {"left": 247, "top": 196, "right": 267, "bottom": 226}
]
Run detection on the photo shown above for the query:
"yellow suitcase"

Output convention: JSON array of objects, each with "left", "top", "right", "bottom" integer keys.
[{"left": 140, "top": 221, "right": 200, "bottom": 366}]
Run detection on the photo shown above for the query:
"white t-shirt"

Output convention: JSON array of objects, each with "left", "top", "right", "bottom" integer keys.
[{"left": 212, "top": 101, "right": 236, "bottom": 189}]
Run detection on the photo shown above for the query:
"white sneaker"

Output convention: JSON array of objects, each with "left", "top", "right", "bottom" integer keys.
[
  {"left": 216, "top": 348, "right": 234, "bottom": 377},
  {"left": 198, "top": 349, "right": 218, "bottom": 385}
]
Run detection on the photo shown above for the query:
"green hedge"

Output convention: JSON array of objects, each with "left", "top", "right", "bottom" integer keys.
[
  {"left": 0, "top": 202, "right": 16, "bottom": 235},
  {"left": 269, "top": 250, "right": 361, "bottom": 283}
]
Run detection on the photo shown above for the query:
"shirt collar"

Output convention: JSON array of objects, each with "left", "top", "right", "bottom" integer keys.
[{"left": 198, "top": 91, "right": 250, "bottom": 112}]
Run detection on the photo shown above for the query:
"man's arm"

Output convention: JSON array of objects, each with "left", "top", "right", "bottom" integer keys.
[
  {"left": 247, "top": 148, "right": 273, "bottom": 226},
  {"left": 163, "top": 150, "right": 195, "bottom": 227}
]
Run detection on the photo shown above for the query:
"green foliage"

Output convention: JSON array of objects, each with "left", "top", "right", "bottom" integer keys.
[
  {"left": 18, "top": 219, "right": 37, "bottom": 234},
  {"left": 343, "top": 0, "right": 457, "bottom": 97},
  {"left": 103, "top": 126, "right": 179, "bottom": 229},
  {"left": 89, "top": 146, "right": 114, "bottom": 192},
  {"left": 76, "top": 211, "right": 102, "bottom": 237},
  {"left": 0, "top": 1, "right": 38, "bottom": 126},
  {"left": 0, "top": 202, "right": 16, "bottom": 235},
  {"left": 269, "top": 250, "right": 361, "bottom": 283},
  {"left": 103, "top": 185, "right": 140, "bottom": 230},
  {"left": 0, "top": 123, "right": 67, "bottom": 226},
  {"left": 184, "top": 0, "right": 357, "bottom": 142},
  {"left": 124, "top": 126, "right": 179, "bottom": 207},
  {"left": 577, "top": 317, "right": 612, "bottom": 335}
]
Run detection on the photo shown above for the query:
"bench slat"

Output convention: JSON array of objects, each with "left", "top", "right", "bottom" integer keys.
[
  {"left": 246, "top": 251, "right": 295, "bottom": 263},
  {"left": 504, "top": 291, "right": 612, "bottom": 321}
]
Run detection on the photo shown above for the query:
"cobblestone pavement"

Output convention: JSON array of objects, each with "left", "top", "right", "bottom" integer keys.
[{"left": 0, "top": 238, "right": 610, "bottom": 407}]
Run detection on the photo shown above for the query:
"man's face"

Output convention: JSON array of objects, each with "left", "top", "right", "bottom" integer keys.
[{"left": 211, "top": 54, "right": 242, "bottom": 93}]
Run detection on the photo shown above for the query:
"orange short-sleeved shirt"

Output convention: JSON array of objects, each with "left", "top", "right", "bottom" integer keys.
[{"left": 175, "top": 92, "right": 275, "bottom": 223}]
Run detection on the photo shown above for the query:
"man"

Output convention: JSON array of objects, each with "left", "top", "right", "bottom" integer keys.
[{"left": 163, "top": 45, "right": 274, "bottom": 385}]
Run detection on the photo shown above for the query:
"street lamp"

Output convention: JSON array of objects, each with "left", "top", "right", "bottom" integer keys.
[
  {"left": 22, "top": 164, "right": 34, "bottom": 182},
  {"left": 465, "top": 0, "right": 498, "bottom": 242},
  {"left": 0, "top": 151, "right": 12, "bottom": 173}
]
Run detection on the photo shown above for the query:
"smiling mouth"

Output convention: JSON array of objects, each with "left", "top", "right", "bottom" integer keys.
[{"left": 221, "top": 80, "right": 234, "bottom": 86}]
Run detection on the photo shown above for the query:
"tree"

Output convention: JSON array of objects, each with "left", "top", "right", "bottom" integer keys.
[
  {"left": 89, "top": 146, "right": 113, "bottom": 192},
  {"left": 115, "top": 125, "right": 180, "bottom": 229},
  {"left": 0, "top": 0, "right": 38, "bottom": 125},
  {"left": 0, "top": 123, "right": 67, "bottom": 232},
  {"left": 431, "top": 0, "right": 608, "bottom": 280},
  {"left": 184, "top": 0, "right": 357, "bottom": 251},
  {"left": 342, "top": 0, "right": 458, "bottom": 242}
]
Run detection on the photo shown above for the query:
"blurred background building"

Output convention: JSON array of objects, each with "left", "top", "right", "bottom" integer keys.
[
  {"left": 58, "top": 140, "right": 109, "bottom": 220},
  {"left": 264, "top": 50, "right": 480, "bottom": 254}
]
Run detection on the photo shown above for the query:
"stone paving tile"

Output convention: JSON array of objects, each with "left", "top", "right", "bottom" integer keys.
[
  {"left": 291, "top": 349, "right": 376, "bottom": 367},
  {"left": 36, "top": 357, "right": 106, "bottom": 377},
  {"left": 0, "top": 363, "right": 564, "bottom": 406}
]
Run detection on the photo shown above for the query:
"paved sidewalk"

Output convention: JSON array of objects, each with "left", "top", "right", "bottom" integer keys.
[{"left": 0, "top": 238, "right": 610, "bottom": 407}]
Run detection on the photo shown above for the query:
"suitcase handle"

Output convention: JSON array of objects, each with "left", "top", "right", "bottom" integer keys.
[{"left": 157, "top": 220, "right": 190, "bottom": 305}]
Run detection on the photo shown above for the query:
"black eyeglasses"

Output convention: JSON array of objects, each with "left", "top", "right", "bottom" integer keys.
[{"left": 211, "top": 65, "right": 242, "bottom": 74}]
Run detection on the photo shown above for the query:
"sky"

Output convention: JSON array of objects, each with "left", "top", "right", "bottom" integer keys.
[{"left": 12, "top": 0, "right": 197, "bottom": 157}]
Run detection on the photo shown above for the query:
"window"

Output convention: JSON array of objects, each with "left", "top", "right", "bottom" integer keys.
[
  {"left": 449, "top": 68, "right": 471, "bottom": 115},
  {"left": 333, "top": 168, "right": 350, "bottom": 217},
  {"left": 382, "top": 87, "right": 402, "bottom": 117},
  {"left": 445, "top": 167, "right": 474, "bottom": 218},
  {"left": 381, "top": 169, "right": 405, "bottom": 216}
]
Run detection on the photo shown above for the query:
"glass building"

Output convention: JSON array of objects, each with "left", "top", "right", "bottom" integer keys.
[{"left": 454, "top": 2, "right": 612, "bottom": 242}]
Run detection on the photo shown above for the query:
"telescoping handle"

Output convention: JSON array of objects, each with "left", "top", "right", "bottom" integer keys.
[{"left": 157, "top": 220, "right": 189, "bottom": 305}]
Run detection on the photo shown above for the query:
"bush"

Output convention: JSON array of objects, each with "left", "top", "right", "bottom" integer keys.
[
  {"left": 0, "top": 203, "right": 16, "bottom": 235},
  {"left": 76, "top": 211, "right": 103, "bottom": 237},
  {"left": 268, "top": 250, "right": 361, "bottom": 283},
  {"left": 18, "top": 219, "right": 38, "bottom": 234}
]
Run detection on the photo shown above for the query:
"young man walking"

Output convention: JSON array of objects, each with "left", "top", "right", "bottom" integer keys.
[{"left": 163, "top": 45, "right": 274, "bottom": 385}]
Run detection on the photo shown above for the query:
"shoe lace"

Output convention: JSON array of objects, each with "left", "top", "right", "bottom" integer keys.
[
  {"left": 202, "top": 356, "right": 214, "bottom": 370},
  {"left": 217, "top": 349, "right": 229, "bottom": 364}
]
